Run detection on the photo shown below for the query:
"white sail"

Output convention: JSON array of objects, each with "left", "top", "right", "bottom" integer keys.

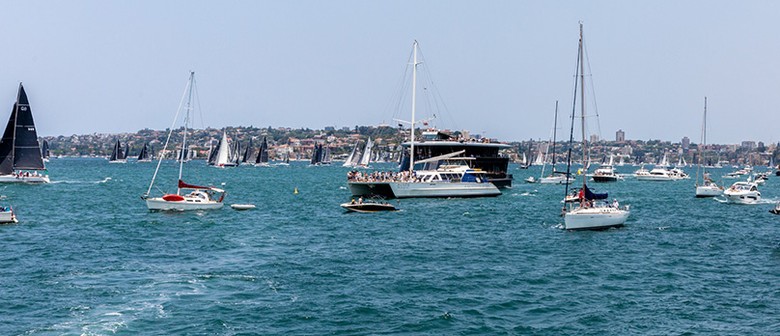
[
  {"left": 343, "top": 142, "right": 358, "bottom": 167},
  {"left": 359, "top": 137, "right": 373, "bottom": 166},
  {"left": 215, "top": 131, "right": 232, "bottom": 167}
]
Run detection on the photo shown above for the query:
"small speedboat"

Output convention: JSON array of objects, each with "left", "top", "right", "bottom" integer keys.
[
  {"left": 341, "top": 199, "right": 397, "bottom": 213},
  {"left": 770, "top": 203, "right": 780, "bottom": 215},
  {"left": 0, "top": 206, "right": 18, "bottom": 224},
  {"left": 723, "top": 181, "right": 760, "bottom": 204}
]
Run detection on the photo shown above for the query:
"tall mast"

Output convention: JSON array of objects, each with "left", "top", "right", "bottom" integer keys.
[
  {"left": 409, "top": 40, "right": 419, "bottom": 174},
  {"left": 178, "top": 71, "right": 194, "bottom": 194},
  {"left": 551, "top": 100, "right": 559, "bottom": 167},
  {"left": 579, "top": 22, "right": 587, "bottom": 189}
]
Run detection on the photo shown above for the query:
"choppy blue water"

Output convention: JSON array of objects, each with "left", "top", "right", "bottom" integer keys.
[{"left": 0, "top": 159, "right": 778, "bottom": 335}]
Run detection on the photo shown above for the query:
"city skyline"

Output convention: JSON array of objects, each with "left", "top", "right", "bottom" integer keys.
[{"left": 2, "top": 1, "right": 779, "bottom": 144}]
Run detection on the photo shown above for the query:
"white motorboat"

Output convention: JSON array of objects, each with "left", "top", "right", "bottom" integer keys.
[
  {"left": 0, "top": 206, "right": 18, "bottom": 224},
  {"left": 635, "top": 167, "right": 676, "bottom": 181},
  {"left": 539, "top": 173, "right": 574, "bottom": 184},
  {"left": 143, "top": 72, "right": 226, "bottom": 211},
  {"left": 561, "top": 23, "right": 629, "bottom": 230},
  {"left": 0, "top": 83, "right": 51, "bottom": 183},
  {"left": 722, "top": 181, "right": 760, "bottom": 204},
  {"left": 592, "top": 155, "right": 621, "bottom": 182},
  {"left": 341, "top": 198, "right": 398, "bottom": 213}
]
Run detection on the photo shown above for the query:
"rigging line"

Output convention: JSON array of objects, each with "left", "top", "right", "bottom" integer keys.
[
  {"left": 146, "top": 74, "right": 192, "bottom": 196},
  {"left": 564, "top": 40, "right": 582, "bottom": 201},
  {"left": 416, "top": 46, "right": 457, "bottom": 131},
  {"left": 386, "top": 50, "right": 413, "bottom": 125},
  {"left": 582, "top": 39, "right": 602, "bottom": 142},
  {"left": 193, "top": 75, "right": 206, "bottom": 130}
]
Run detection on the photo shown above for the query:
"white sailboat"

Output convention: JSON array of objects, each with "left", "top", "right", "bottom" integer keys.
[
  {"left": 695, "top": 97, "right": 722, "bottom": 197},
  {"left": 343, "top": 137, "right": 372, "bottom": 168},
  {"left": 347, "top": 41, "right": 500, "bottom": 199},
  {"left": 539, "top": 101, "right": 573, "bottom": 184},
  {"left": 358, "top": 137, "right": 373, "bottom": 167},
  {"left": 561, "top": 23, "right": 630, "bottom": 230},
  {"left": 214, "top": 131, "right": 236, "bottom": 167},
  {"left": 143, "top": 72, "right": 225, "bottom": 211},
  {"left": 0, "top": 83, "right": 50, "bottom": 183}
]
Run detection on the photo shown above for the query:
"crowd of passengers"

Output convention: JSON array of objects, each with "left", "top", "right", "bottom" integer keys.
[{"left": 347, "top": 170, "right": 421, "bottom": 183}]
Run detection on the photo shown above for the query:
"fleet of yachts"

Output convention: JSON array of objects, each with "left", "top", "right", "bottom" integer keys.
[{"left": 2, "top": 25, "right": 778, "bottom": 228}]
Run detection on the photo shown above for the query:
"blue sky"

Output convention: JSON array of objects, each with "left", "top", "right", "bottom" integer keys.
[{"left": 1, "top": 1, "right": 778, "bottom": 144}]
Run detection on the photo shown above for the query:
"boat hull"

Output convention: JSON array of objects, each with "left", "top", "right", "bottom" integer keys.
[
  {"left": 695, "top": 185, "right": 722, "bottom": 198},
  {"left": 340, "top": 202, "right": 397, "bottom": 213},
  {"left": 348, "top": 181, "right": 501, "bottom": 199},
  {"left": 592, "top": 175, "right": 619, "bottom": 182},
  {"left": 0, "top": 209, "right": 17, "bottom": 223},
  {"left": 146, "top": 197, "right": 224, "bottom": 211},
  {"left": 634, "top": 175, "right": 676, "bottom": 181},
  {"left": 0, "top": 174, "right": 50, "bottom": 183},
  {"left": 722, "top": 192, "right": 760, "bottom": 204},
  {"left": 564, "top": 207, "right": 629, "bottom": 230}
]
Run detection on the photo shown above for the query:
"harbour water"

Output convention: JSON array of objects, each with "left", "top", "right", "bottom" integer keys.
[{"left": 1, "top": 159, "right": 778, "bottom": 334}]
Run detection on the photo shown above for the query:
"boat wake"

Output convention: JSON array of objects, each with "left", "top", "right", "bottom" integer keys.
[
  {"left": 51, "top": 177, "right": 112, "bottom": 184},
  {"left": 513, "top": 190, "right": 538, "bottom": 197},
  {"left": 713, "top": 196, "right": 774, "bottom": 205}
]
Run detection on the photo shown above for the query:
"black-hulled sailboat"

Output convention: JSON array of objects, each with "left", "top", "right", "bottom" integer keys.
[
  {"left": 137, "top": 143, "right": 152, "bottom": 162},
  {"left": 0, "top": 83, "right": 50, "bottom": 183},
  {"left": 108, "top": 140, "right": 127, "bottom": 163}
]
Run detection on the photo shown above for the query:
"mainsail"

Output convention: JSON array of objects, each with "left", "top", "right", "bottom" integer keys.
[
  {"left": 256, "top": 136, "right": 269, "bottom": 164},
  {"left": 137, "top": 143, "right": 150, "bottom": 161},
  {"left": 0, "top": 84, "right": 46, "bottom": 173},
  {"left": 358, "top": 137, "right": 373, "bottom": 166},
  {"left": 109, "top": 140, "right": 124, "bottom": 161},
  {"left": 242, "top": 138, "right": 253, "bottom": 163},
  {"left": 214, "top": 131, "right": 231, "bottom": 166}
]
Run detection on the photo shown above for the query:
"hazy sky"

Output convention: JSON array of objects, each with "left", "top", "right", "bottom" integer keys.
[{"left": 1, "top": 1, "right": 778, "bottom": 144}]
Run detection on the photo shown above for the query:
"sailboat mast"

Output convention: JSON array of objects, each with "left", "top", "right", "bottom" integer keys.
[
  {"left": 178, "top": 71, "right": 194, "bottom": 194},
  {"left": 551, "top": 100, "right": 559, "bottom": 167},
  {"left": 697, "top": 96, "right": 707, "bottom": 185},
  {"left": 409, "top": 40, "right": 418, "bottom": 174},
  {"left": 579, "top": 22, "right": 588, "bottom": 190}
]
